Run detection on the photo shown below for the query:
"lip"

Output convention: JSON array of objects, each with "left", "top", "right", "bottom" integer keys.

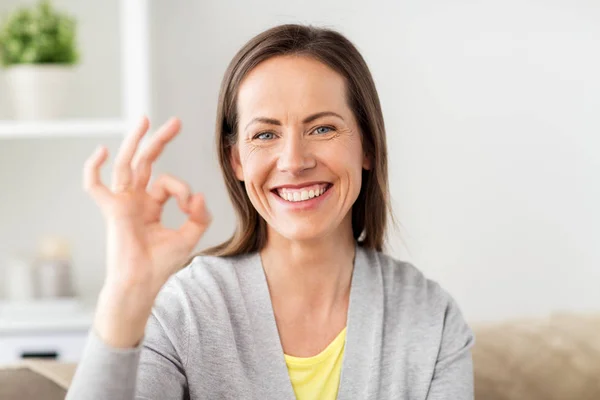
[
  {"left": 271, "top": 183, "right": 333, "bottom": 211},
  {"left": 270, "top": 181, "right": 331, "bottom": 190}
]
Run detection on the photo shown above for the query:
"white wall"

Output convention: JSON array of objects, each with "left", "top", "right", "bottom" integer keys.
[
  {"left": 1, "top": 0, "right": 596, "bottom": 323},
  {"left": 151, "top": 0, "right": 600, "bottom": 322},
  {"left": 383, "top": 1, "right": 600, "bottom": 321}
]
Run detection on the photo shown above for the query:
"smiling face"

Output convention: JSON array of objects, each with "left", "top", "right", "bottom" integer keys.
[{"left": 231, "top": 55, "right": 370, "bottom": 243}]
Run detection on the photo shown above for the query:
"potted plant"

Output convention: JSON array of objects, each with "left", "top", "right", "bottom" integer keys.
[{"left": 0, "top": 0, "right": 79, "bottom": 120}]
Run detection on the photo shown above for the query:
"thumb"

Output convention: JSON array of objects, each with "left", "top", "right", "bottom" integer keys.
[{"left": 178, "top": 193, "right": 211, "bottom": 247}]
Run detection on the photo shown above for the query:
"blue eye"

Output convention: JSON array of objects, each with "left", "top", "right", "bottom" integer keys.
[
  {"left": 314, "top": 126, "right": 332, "bottom": 135},
  {"left": 256, "top": 132, "right": 275, "bottom": 140}
]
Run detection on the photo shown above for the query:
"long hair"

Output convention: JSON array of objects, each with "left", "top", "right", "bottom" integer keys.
[{"left": 200, "top": 24, "right": 391, "bottom": 257}]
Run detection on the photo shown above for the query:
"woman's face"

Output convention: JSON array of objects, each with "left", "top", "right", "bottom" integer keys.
[{"left": 231, "top": 55, "right": 370, "bottom": 243}]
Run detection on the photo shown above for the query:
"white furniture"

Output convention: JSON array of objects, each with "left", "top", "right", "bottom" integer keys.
[
  {"left": 0, "top": 118, "right": 127, "bottom": 138},
  {"left": 0, "top": 0, "right": 150, "bottom": 138},
  {"left": 0, "top": 0, "right": 150, "bottom": 363},
  {"left": 0, "top": 300, "right": 94, "bottom": 363},
  {"left": 5, "top": 64, "right": 76, "bottom": 120}
]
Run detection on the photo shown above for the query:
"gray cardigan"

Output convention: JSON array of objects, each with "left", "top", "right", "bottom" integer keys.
[{"left": 66, "top": 246, "right": 474, "bottom": 399}]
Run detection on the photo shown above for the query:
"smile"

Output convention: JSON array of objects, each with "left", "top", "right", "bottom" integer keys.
[{"left": 273, "top": 183, "right": 332, "bottom": 203}]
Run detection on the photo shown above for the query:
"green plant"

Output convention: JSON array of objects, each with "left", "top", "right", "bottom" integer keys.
[{"left": 0, "top": 0, "right": 79, "bottom": 67}]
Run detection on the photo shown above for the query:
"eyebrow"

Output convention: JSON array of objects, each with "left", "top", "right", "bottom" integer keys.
[{"left": 244, "top": 111, "right": 344, "bottom": 131}]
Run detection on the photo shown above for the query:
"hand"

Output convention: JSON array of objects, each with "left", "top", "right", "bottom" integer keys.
[{"left": 83, "top": 116, "right": 211, "bottom": 347}]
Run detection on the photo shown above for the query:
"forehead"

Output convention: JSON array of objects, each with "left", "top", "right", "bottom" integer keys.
[{"left": 236, "top": 55, "right": 349, "bottom": 120}]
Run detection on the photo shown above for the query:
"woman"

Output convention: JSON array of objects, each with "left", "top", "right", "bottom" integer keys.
[{"left": 67, "top": 24, "right": 474, "bottom": 400}]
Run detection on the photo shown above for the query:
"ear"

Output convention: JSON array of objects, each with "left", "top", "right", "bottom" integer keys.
[
  {"left": 230, "top": 145, "right": 244, "bottom": 181},
  {"left": 362, "top": 152, "right": 372, "bottom": 170}
]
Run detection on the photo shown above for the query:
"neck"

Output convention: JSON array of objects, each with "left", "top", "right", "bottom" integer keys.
[{"left": 259, "top": 216, "right": 356, "bottom": 315}]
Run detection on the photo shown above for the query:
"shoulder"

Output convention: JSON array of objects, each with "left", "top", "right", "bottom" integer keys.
[
  {"left": 176, "top": 253, "right": 248, "bottom": 286},
  {"left": 161, "top": 253, "right": 252, "bottom": 302},
  {"left": 151, "top": 253, "right": 253, "bottom": 322},
  {"left": 362, "top": 247, "right": 450, "bottom": 309},
  {"left": 365, "top": 250, "right": 475, "bottom": 393},
  {"left": 362, "top": 248, "right": 472, "bottom": 340}
]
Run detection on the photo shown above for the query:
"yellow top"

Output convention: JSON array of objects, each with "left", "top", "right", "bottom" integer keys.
[{"left": 284, "top": 327, "right": 347, "bottom": 400}]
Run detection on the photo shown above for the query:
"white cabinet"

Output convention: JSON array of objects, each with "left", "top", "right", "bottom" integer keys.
[
  {"left": 0, "top": 332, "right": 89, "bottom": 363},
  {"left": 0, "top": 300, "right": 94, "bottom": 363}
]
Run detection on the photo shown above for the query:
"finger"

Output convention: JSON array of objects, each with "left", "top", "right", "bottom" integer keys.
[
  {"left": 147, "top": 173, "right": 192, "bottom": 210},
  {"left": 132, "top": 117, "right": 181, "bottom": 189},
  {"left": 111, "top": 116, "right": 150, "bottom": 192},
  {"left": 178, "top": 193, "right": 212, "bottom": 248},
  {"left": 83, "top": 145, "right": 113, "bottom": 205}
]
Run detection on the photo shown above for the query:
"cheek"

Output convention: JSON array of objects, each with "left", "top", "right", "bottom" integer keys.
[
  {"left": 320, "top": 138, "right": 364, "bottom": 178},
  {"left": 240, "top": 147, "right": 272, "bottom": 188}
]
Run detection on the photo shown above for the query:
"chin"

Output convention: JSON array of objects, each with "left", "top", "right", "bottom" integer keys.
[{"left": 274, "top": 222, "right": 330, "bottom": 243}]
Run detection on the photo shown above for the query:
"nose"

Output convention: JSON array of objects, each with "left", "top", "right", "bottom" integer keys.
[{"left": 277, "top": 133, "right": 316, "bottom": 175}]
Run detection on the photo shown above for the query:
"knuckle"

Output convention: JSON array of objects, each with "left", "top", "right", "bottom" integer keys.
[
  {"left": 159, "top": 173, "right": 180, "bottom": 187},
  {"left": 113, "top": 159, "right": 127, "bottom": 169},
  {"left": 162, "top": 172, "right": 176, "bottom": 181},
  {"left": 155, "top": 172, "right": 169, "bottom": 182},
  {"left": 112, "top": 183, "right": 130, "bottom": 193},
  {"left": 134, "top": 157, "right": 148, "bottom": 170},
  {"left": 153, "top": 173, "right": 190, "bottom": 195}
]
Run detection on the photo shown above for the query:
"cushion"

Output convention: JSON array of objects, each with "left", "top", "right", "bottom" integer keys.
[
  {"left": 0, "top": 360, "right": 76, "bottom": 400},
  {"left": 472, "top": 312, "right": 600, "bottom": 400}
]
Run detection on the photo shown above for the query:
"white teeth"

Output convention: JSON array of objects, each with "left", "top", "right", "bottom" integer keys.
[{"left": 278, "top": 185, "right": 329, "bottom": 202}]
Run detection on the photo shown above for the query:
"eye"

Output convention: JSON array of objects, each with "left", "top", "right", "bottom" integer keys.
[
  {"left": 255, "top": 131, "right": 275, "bottom": 140},
  {"left": 313, "top": 126, "right": 334, "bottom": 135}
]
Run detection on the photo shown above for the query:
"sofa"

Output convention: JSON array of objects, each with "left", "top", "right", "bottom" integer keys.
[
  {"left": 472, "top": 312, "right": 600, "bottom": 399},
  {"left": 1, "top": 312, "right": 599, "bottom": 400}
]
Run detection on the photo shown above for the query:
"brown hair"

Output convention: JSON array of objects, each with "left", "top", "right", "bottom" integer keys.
[{"left": 201, "top": 24, "right": 391, "bottom": 257}]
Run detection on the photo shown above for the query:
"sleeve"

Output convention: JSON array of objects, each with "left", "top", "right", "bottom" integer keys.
[
  {"left": 426, "top": 290, "right": 476, "bottom": 400},
  {"left": 65, "top": 281, "right": 189, "bottom": 400}
]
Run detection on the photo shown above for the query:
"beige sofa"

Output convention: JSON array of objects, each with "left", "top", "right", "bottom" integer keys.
[
  {"left": 472, "top": 312, "right": 600, "bottom": 400},
  {"left": 1, "top": 312, "right": 599, "bottom": 400}
]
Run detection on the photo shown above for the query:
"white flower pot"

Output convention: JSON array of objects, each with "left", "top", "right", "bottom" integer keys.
[{"left": 4, "top": 64, "right": 74, "bottom": 120}]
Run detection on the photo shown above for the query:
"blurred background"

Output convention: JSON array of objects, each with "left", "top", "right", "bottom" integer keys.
[{"left": 0, "top": 0, "right": 598, "bottom": 395}]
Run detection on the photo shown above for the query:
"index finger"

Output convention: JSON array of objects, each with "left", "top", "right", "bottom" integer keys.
[
  {"left": 135, "top": 117, "right": 181, "bottom": 163},
  {"left": 132, "top": 117, "right": 182, "bottom": 188},
  {"left": 111, "top": 116, "right": 150, "bottom": 191}
]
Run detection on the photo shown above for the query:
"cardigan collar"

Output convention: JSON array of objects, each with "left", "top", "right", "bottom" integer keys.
[{"left": 237, "top": 245, "right": 383, "bottom": 399}]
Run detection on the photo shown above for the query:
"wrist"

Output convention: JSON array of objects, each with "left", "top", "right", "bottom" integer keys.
[{"left": 93, "top": 283, "right": 156, "bottom": 348}]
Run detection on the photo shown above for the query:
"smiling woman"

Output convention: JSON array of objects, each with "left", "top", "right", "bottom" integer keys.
[
  {"left": 205, "top": 28, "right": 390, "bottom": 256},
  {"left": 66, "top": 24, "right": 474, "bottom": 400},
  {"left": 224, "top": 55, "right": 373, "bottom": 246}
]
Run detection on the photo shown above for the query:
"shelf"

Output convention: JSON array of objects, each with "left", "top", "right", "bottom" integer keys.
[
  {"left": 0, "top": 312, "right": 93, "bottom": 334},
  {"left": 0, "top": 299, "right": 94, "bottom": 334},
  {"left": 0, "top": 118, "right": 127, "bottom": 139}
]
